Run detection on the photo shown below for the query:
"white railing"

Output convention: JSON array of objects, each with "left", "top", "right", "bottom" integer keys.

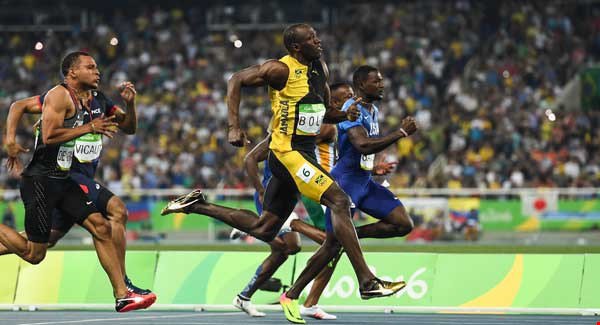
[{"left": 2, "top": 187, "right": 599, "bottom": 200}]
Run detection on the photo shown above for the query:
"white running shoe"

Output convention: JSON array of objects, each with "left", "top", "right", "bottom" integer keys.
[
  {"left": 230, "top": 228, "right": 247, "bottom": 240},
  {"left": 233, "top": 295, "right": 266, "bottom": 317},
  {"left": 280, "top": 212, "right": 299, "bottom": 234},
  {"left": 300, "top": 305, "right": 337, "bottom": 320}
]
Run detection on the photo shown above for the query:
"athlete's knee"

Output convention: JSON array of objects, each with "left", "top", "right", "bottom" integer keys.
[
  {"left": 254, "top": 222, "right": 280, "bottom": 242},
  {"left": 270, "top": 237, "right": 287, "bottom": 251},
  {"left": 328, "top": 191, "right": 351, "bottom": 214},
  {"left": 286, "top": 242, "right": 301, "bottom": 255},
  {"left": 89, "top": 215, "right": 112, "bottom": 241},
  {"left": 108, "top": 199, "right": 128, "bottom": 225},
  {"left": 269, "top": 240, "right": 290, "bottom": 263},
  {"left": 324, "top": 237, "right": 342, "bottom": 253},
  {"left": 24, "top": 249, "right": 46, "bottom": 265},
  {"left": 404, "top": 216, "right": 415, "bottom": 234},
  {"left": 255, "top": 229, "right": 278, "bottom": 242},
  {"left": 47, "top": 230, "right": 65, "bottom": 248},
  {"left": 396, "top": 215, "right": 414, "bottom": 235}
]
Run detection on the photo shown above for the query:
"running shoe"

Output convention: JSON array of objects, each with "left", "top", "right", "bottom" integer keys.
[
  {"left": 230, "top": 228, "right": 247, "bottom": 240},
  {"left": 359, "top": 278, "right": 406, "bottom": 300},
  {"left": 278, "top": 212, "right": 299, "bottom": 235},
  {"left": 233, "top": 295, "right": 266, "bottom": 317},
  {"left": 300, "top": 305, "right": 337, "bottom": 320},
  {"left": 280, "top": 292, "right": 305, "bottom": 324},
  {"left": 125, "top": 275, "right": 152, "bottom": 295},
  {"left": 115, "top": 291, "right": 157, "bottom": 312},
  {"left": 161, "top": 189, "right": 206, "bottom": 215}
]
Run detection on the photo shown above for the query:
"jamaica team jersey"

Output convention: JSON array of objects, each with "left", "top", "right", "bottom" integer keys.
[
  {"left": 269, "top": 55, "right": 327, "bottom": 153},
  {"left": 333, "top": 98, "right": 380, "bottom": 180}
]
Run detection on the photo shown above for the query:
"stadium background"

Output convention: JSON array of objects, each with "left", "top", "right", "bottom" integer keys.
[{"left": 1, "top": 0, "right": 600, "bottom": 317}]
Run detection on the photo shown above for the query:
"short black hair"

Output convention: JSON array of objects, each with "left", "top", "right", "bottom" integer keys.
[
  {"left": 330, "top": 82, "right": 352, "bottom": 92},
  {"left": 283, "top": 23, "right": 311, "bottom": 52},
  {"left": 352, "top": 65, "right": 379, "bottom": 90},
  {"left": 61, "top": 51, "right": 91, "bottom": 78}
]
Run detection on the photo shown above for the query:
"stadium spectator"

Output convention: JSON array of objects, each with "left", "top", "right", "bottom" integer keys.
[{"left": 1, "top": 1, "right": 599, "bottom": 191}]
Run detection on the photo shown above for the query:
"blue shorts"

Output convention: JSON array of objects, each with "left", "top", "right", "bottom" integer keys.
[
  {"left": 254, "top": 190, "right": 264, "bottom": 215},
  {"left": 51, "top": 172, "right": 115, "bottom": 233},
  {"left": 325, "top": 176, "right": 402, "bottom": 233}
]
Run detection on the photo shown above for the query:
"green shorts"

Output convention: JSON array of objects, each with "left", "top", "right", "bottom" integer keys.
[{"left": 300, "top": 195, "right": 327, "bottom": 231}]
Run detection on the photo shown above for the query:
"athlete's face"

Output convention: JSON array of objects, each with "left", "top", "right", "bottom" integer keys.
[
  {"left": 361, "top": 71, "right": 384, "bottom": 101},
  {"left": 71, "top": 56, "right": 100, "bottom": 89},
  {"left": 296, "top": 27, "right": 322, "bottom": 61},
  {"left": 330, "top": 85, "right": 354, "bottom": 110}
]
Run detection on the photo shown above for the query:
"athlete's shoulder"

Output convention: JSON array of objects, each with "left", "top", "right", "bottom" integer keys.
[
  {"left": 278, "top": 55, "right": 292, "bottom": 64},
  {"left": 44, "top": 84, "right": 70, "bottom": 102},
  {"left": 262, "top": 59, "right": 289, "bottom": 90}
]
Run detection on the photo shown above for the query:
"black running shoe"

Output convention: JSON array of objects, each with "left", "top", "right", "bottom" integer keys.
[
  {"left": 125, "top": 275, "right": 152, "bottom": 295},
  {"left": 161, "top": 189, "right": 206, "bottom": 215}
]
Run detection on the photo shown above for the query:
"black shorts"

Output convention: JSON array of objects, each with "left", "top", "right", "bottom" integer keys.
[
  {"left": 52, "top": 173, "right": 115, "bottom": 234},
  {"left": 262, "top": 151, "right": 300, "bottom": 221},
  {"left": 20, "top": 176, "right": 99, "bottom": 243}
]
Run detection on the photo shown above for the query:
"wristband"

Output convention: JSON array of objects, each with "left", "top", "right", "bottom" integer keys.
[{"left": 399, "top": 128, "right": 408, "bottom": 137}]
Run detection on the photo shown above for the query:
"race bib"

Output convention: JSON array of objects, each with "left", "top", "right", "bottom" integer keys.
[
  {"left": 296, "top": 103, "right": 325, "bottom": 135},
  {"left": 74, "top": 133, "right": 103, "bottom": 162},
  {"left": 296, "top": 163, "right": 316, "bottom": 183},
  {"left": 57, "top": 140, "right": 75, "bottom": 171},
  {"left": 360, "top": 154, "right": 375, "bottom": 171}
]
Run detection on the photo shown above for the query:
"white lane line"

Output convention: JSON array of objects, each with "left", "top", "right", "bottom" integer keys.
[{"left": 17, "top": 312, "right": 243, "bottom": 325}]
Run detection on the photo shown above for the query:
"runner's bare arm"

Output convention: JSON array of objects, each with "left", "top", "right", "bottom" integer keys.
[
  {"left": 316, "top": 124, "right": 336, "bottom": 144},
  {"left": 5, "top": 96, "right": 41, "bottom": 148},
  {"left": 42, "top": 88, "right": 118, "bottom": 145},
  {"left": 244, "top": 135, "right": 271, "bottom": 202},
  {"left": 227, "top": 60, "right": 288, "bottom": 147},
  {"left": 347, "top": 126, "right": 405, "bottom": 155},
  {"left": 4, "top": 96, "right": 42, "bottom": 172},
  {"left": 348, "top": 116, "right": 417, "bottom": 155},
  {"left": 112, "top": 81, "right": 137, "bottom": 134}
]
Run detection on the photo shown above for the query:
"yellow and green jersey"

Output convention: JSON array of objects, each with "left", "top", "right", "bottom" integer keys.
[{"left": 269, "top": 55, "right": 327, "bottom": 153}]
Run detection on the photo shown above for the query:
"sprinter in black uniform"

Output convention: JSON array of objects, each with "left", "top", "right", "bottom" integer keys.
[
  {"left": 0, "top": 51, "right": 155, "bottom": 312},
  {"left": 3, "top": 81, "right": 152, "bottom": 295}
]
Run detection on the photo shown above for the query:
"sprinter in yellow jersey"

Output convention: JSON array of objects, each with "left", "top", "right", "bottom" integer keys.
[{"left": 161, "top": 24, "right": 406, "bottom": 323}]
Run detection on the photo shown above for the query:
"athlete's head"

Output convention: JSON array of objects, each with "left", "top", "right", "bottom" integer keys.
[
  {"left": 61, "top": 51, "right": 100, "bottom": 90},
  {"left": 283, "top": 23, "right": 322, "bottom": 61},
  {"left": 330, "top": 82, "right": 354, "bottom": 109},
  {"left": 353, "top": 65, "right": 384, "bottom": 101}
]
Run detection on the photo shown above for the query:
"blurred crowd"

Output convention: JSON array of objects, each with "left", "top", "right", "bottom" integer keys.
[{"left": 1, "top": 0, "right": 600, "bottom": 191}]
